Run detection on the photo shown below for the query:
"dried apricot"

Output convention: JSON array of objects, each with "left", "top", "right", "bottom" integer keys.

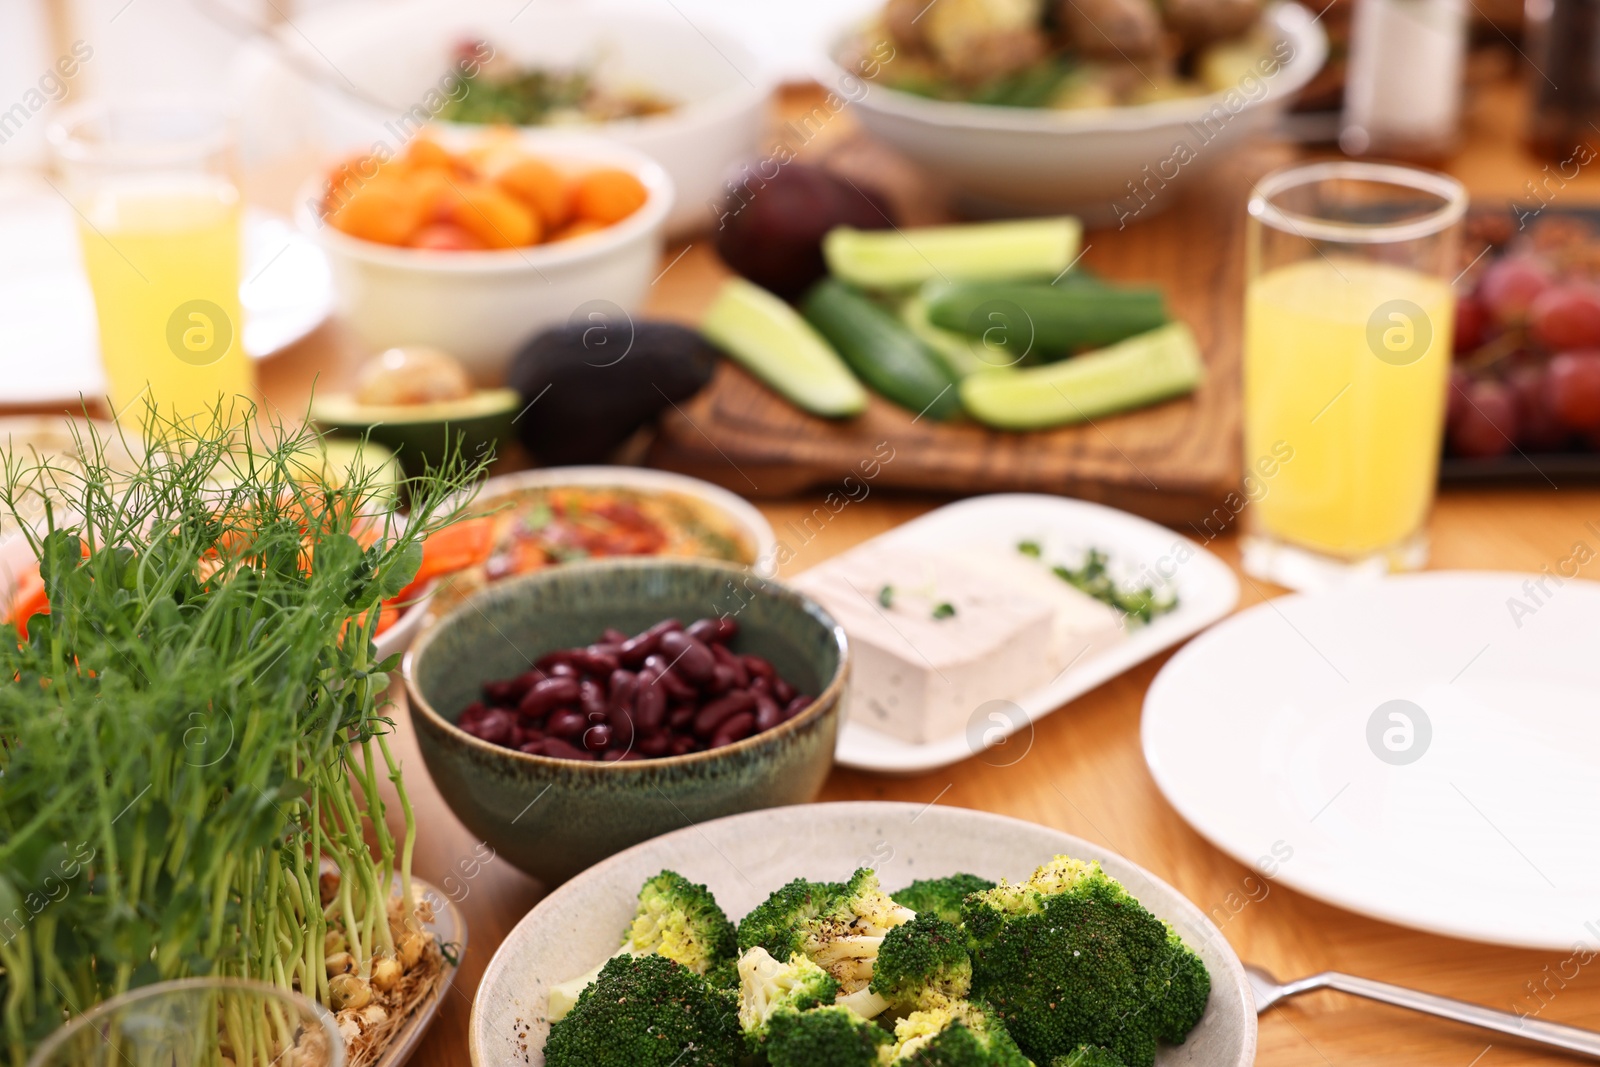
[
  {"left": 327, "top": 177, "right": 426, "bottom": 246},
  {"left": 571, "top": 168, "right": 648, "bottom": 225},
  {"left": 494, "top": 157, "right": 573, "bottom": 231},
  {"left": 445, "top": 182, "right": 539, "bottom": 248},
  {"left": 551, "top": 218, "right": 608, "bottom": 242}
]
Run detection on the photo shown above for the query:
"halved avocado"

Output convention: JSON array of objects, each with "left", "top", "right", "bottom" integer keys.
[{"left": 311, "top": 389, "right": 519, "bottom": 478}]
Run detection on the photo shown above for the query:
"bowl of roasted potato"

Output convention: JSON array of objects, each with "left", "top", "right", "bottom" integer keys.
[{"left": 831, "top": 0, "right": 1326, "bottom": 224}]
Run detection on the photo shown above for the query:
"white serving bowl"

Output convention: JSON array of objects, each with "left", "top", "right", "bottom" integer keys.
[
  {"left": 471, "top": 801, "right": 1257, "bottom": 1066},
  {"left": 831, "top": 3, "right": 1326, "bottom": 225},
  {"left": 270, "top": 0, "right": 769, "bottom": 238},
  {"left": 297, "top": 134, "right": 672, "bottom": 384}
]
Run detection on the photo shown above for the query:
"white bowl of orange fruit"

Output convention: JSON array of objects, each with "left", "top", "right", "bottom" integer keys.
[{"left": 299, "top": 130, "right": 672, "bottom": 383}]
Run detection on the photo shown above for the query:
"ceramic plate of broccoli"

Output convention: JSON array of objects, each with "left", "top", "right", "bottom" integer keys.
[{"left": 470, "top": 802, "right": 1255, "bottom": 1067}]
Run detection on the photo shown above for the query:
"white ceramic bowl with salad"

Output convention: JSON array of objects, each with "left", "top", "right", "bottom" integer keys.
[
  {"left": 260, "top": 0, "right": 769, "bottom": 238},
  {"left": 828, "top": 3, "right": 1326, "bottom": 223}
]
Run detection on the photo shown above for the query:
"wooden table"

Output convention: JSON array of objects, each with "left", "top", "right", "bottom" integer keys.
[{"left": 204, "top": 73, "right": 1600, "bottom": 1066}]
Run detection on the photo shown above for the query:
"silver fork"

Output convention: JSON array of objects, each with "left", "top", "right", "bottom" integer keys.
[{"left": 1246, "top": 964, "right": 1600, "bottom": 1060}]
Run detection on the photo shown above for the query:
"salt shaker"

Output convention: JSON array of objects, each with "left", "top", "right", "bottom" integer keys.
[{"left": 1340, "top": 0, "right": 1468, "bottom": 159}]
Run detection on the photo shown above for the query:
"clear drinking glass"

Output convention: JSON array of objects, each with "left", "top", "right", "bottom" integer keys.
[
  {"left": 1241, "top": 162, "right": 1467, "bottom": 590},
  {"left": 26, "top": 977, "right": 343, "bottom": 1067},
  {"left": 47, "top": 98, "right": 254, "bottom": 424}
]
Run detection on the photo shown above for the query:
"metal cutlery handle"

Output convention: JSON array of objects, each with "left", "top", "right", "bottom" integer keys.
[{"left": 1321, "top": 972, "right": 1600, "bottom": 1059}]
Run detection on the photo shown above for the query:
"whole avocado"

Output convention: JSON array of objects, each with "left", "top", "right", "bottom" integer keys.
[{"left": 507, "top": 320, "right": 719, "bottom": 464}]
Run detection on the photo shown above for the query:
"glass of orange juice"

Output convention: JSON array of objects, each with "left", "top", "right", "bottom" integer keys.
[
  {"left": 1242, "top": 162, "right": 1467, "bottom": 589},
  {"left": 48, "top": 99, "right": 253, "bottom": 426}
]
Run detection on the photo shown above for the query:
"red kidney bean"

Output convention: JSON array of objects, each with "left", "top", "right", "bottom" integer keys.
[
  {"left": 458, "top": 701, "right": 489, "bottom": 727},
  {"left": 706, "top": 663, "right": 738, "bottom": 695},
  {"left": 687, "top": 617, "right": 738, "bottom": 644},
  {"left": 582, "top": 723, "right": 613, "bottom": 751},
  {"left": 754, "top": 692, "right": 782, "bottom": 733},
  {"left": 634, "top": 670, "right": 666, "bottom": 731},
  {"left": 570, "top": 647, "right": 620, "bottom": 675},
  {"left": 711, "top": 644, "right": 749, "bottom": 687},
  {"left": 513, "top": 725, "right": 545, "bottom": 749},
  {"left": 535, "top": 649, "right": 574, "bottom": 671},
  {"left": 643, "top": 655, "right": 698, "bottom": 701},
  {"left": 608, "top": 669, "right": 637, "bottom": 712},
  {"left": 772, "top": 676, "right": 796, "bottom": 704},
  {"left": 710, "top": 711, "right": 756, "bottom": 748},
  {"left": 601, "top": 748, "right": 634, "bottom": 761},
  {"left": 578, "top": 679, "right": 607, "bottom": 718},
  {"left": 670, "top": 735, "right": 697, "bottom": 756},
  {"left": 608, "top": 707, "right": 635, "bottom": 747},
  {"left": 638, "top": 733, "right": 670, "bottom": 757},
  {"left": 545, "top": 708, "right": 587, "bottom": 739},
  {"left": 668, "top": 705, "right": 695, "bottom": 731},
  {"left": 694, "top": 691, "right": 755, "bottom": 738},
  {"left": 601, "top": 628, "right": 628, "bottom": 645},
  {"left": 473, "top": 708, "right": 516, "bottom": 745},
  {"left": 742, "top": 655, "right": 775, "bottom": 682},
  {"left": 617, "top": 618, "right": 682, "bottom": 665},
  {"left": 783, "top": 695, "right": 813, "bottom": 720},
  {"left": 519, "top": 676, "right": 581, "bottom": 718},
  {"left": 518, "top": 740, "right": 545, "bottom": 755},
  {"left": 541, "top": 737, "right": 594, "bottom": 761},
  {"left": 547, "top": 662, "right": 578, "bottom": 678},
  {"left": 658, "top": 630, "right": 716, "bottom": 684}
]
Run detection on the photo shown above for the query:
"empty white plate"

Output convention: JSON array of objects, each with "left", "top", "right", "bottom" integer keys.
[
  {"left": 819, "top": 494, "right": 1239, "bottom": 773},
  {"left": 1143, "top": 571, "right": 1600, "bottom": 950}
]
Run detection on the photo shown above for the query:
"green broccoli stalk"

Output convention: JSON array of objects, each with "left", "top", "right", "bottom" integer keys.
[
  {"left": 736, "top": 946, "right": 840, "bottom": 1039},
  {"left": 737, "top": 868, "right": 915, "bottom": 1017},
  {"left": 963, "top": 856, "right": 1209, "bottom": 1067},
  {"left": 548, "top": 869, "right": 737, "bottom": 1020},
  {"left": 871, "top": 913, "right": 974, "bottom": 1012},
  {"left": 766, "top": 1004, "right": 892, "bottom": 1067},
  {"left": 883, "top": 998, "right": 1032, "bottom": 1065},
  {"left": 543, "top": 953, "right": 743, "bottom": 1067},
  {"left": 892, "top": 873, "right": 998, "bottom": 925}
]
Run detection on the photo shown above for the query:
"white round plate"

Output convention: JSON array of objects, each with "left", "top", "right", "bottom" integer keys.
[
  {"left": 1143, "top": 571, "right": 1600, "bottom": 950},
  {"left": 470, "top": 801, "right": 1256, "bottom": 1067},
  {"left": 0, "top": 176, "right": 330, "bottom": 406},
  {"left": 373, "top": 465, "right": 778, "bottom": 663},
  {"left": 820, "top": 494, "right": 1239, "bottom": 773}
]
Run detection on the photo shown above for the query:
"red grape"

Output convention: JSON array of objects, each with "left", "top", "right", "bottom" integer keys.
[
  {"left": 1543, "top": 350, "right": 1600, "bottom": 430},
  {"left": 1479, "top": 255, "right": 1555, "bottom": 325},
  {"left": 1446, "top": 367, "right": 1472, "bottom": 426},
  {"left": 1530, "top": 283, "right": 1600, "bottom": 352},
  {"left": 1448, "top": 379, "right": 1519, "bottom": 458},
  {"left": 1453, "top": 293, "right": 1492, "bottom": 356},
  {"left": 1506, "top": 364, "right": 1570, "bottom": 451}
]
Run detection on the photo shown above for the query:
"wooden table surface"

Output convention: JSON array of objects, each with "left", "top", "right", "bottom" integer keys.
[{"left": 248, "top": 73, "right": 1600, "bottom": 1066}]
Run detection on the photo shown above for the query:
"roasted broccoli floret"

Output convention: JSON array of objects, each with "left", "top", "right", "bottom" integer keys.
[
  {"left": 871, "top": 912, "right": 973, "bottom": 1011},
  {"left": 548, "top": 869, "right": 736, "bottom": 1020},
  {"left": 737, "top": 868, "right": 915, "bottom": 1017},
  {"left": 543, "top": 953, "right": 743, "bottom": 1067},
  {"left": 892, "top": 873, "right": 997, "bottom": 925},
  {"left": 1051, "top": 1046, "right": 1126, "bottom": 1067},
  {"left": 882, "top": 998, "right": 1032, "bottom": 1065},
  {"left": 737, "top": 946, "right": 841, "bottom": 1039},
  {"left": 766, "top": 1004, "right": 892, "bottom": 1067},
  {"left": 963, "top": 856, "right": 1209, "bottom": 1067}
]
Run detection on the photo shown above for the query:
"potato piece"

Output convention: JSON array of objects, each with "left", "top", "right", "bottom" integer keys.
[
  {"left": 495, "top": 157, "right": 573, "bottom": 230},
  {"left": 571, "top": 168, "right": 648, "bottom": 225},
  {"left": 446, "top": 182, "right": 539, "bottom": 248},
  {"left": 924, "top": 0, "right": 1050, "bottom": 82},
  {"left": 326, "top": 177, "right": 425, "bottom": 246}
]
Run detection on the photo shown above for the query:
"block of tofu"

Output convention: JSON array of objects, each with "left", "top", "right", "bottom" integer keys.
[
  {"left": 945, "top": 549, "right": 1126, "bottom": 671},
  {"left": 791, "top": 544, "right": 1056, "bottom": 745}
]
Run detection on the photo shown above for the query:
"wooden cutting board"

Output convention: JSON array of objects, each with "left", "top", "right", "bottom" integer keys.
[{"left": 646, "top": 109, "right": 1296, "bottom": 527}]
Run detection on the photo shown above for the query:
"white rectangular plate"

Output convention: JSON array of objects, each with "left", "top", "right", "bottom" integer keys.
[{"left": 814, "top": 494, "right": 1238, "bottom": 773}]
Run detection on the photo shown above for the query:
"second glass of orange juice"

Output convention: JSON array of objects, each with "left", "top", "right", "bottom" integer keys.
[
  {"left": 49, "top": 100, "right": 253, "bottom": 425},
  {"left": 1242, "top": 162, "right": 1467, "bottom": 588}
]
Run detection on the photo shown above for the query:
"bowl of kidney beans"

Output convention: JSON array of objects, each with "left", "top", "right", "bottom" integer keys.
[
  {"left": 401, "top": 557, "right": 847, "bottom": 884},
  {"left": 457, "top": 616, "right": 815, "bottom": 761}
]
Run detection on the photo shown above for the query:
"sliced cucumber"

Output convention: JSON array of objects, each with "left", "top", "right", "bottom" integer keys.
[
  {"left": 803, "top": 280, "right": 962, "bottom": 421},
  {"left": 959, "top": 322, "right": 1204, "bottom": 430},
  {"left": 701, "top": 278, "right": 867, "bottom": 418},
  {"left": 901, "top": 295, "right": 1016, "bottom": 379},
  {"left": 823, "top": 217, "right": 1082, "bottom": 290},
  {"left": 925, "top": 281, "right": 1167, "bottom": 352}
]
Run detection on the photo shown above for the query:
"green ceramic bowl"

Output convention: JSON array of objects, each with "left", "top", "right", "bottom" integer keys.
[{"left": 403, "top": 558, "right": 848, "bottom": 887}]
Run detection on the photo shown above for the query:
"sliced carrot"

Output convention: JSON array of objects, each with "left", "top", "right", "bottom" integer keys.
[
  {"left": 8, "top": 561, "right": 48, "bottom": 638},
  {"left": 413, "top": 518, "right": 496, "bottom": 584},
  {"left": 571, "top": 168, "right": 648, "bottom": 225}
]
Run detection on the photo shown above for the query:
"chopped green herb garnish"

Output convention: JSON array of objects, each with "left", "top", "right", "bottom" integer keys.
[
  {"left": 878, "top": 584, "right": 895, "bottom": 608},
  {"left": 1027, "top": 544, "right": 1178, "bottom": 625},
  {"left": 931, "top": 601, "right": 956, "bottom": 620},
  {"left": 1017, "top": 540, "right": 1042, "bottom": 558}
]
